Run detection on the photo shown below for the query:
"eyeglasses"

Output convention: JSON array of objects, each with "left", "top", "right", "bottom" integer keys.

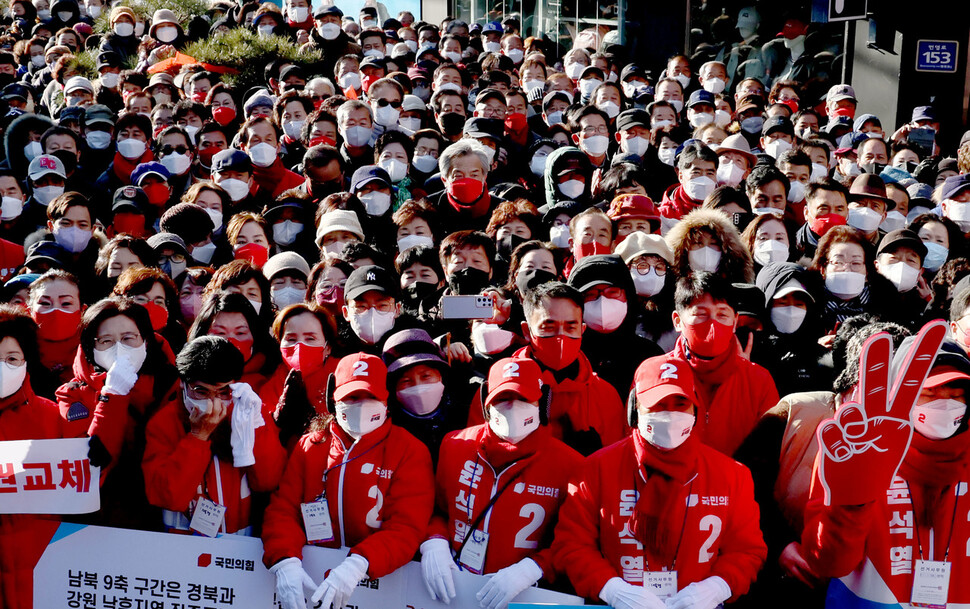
[
  {"left": 159, "top": 145, "right": 190, "bottom": 156},
  {"left": 827, "top": 259, "right": 865, "bottom": 272},
  {"left": 94, "top": 333, "right": 144, "bottom": 350},
  {"left": 132, "top": 294, "right": 167, "bottom": 307},
  {"left": 376, "top": 98, "right": 402, "bottom": 109},
  {"left": 581, "top": 125, "right": 609, "bottom": 136},
  {"left": 159, "top": 253, "right": 186, "bottom": 265},
  {"left": 349, "top": 301, "right": 395, "bottom": 313},
  {"left": 0, "top": 355, "right": 25, "bottom": 367},
  {"left": 633, "top": 260, "right": 667, "bottom": 276},
  {"left": 186, "top": 384, "right": 232, "bottom": 401}
]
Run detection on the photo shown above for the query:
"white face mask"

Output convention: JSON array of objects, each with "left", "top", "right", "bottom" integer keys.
[
  {"left": 203, "top": 207, "right": 222, "bottom": 231},
  {"left": 156, "top": 25, "right": 179, "bottom": 42},
  {"left": 117, "top": 137, "right": 147, "bottom": 160},
  {"left": 219, "top": 178, "right": 250, "bottom": 202},
  {"left": 530, "top": 154, "right": 548, "bottom": 177},
  {"left": 847, "top": 206, "right": 883, "bottom": 232},
  {"left": 825, "top": 271, "right": 866, "bottom": 299},
  {"left": 489, "top": 400, "right": 540, "bottom": 443},
  {"left": 770, "top": 305, "right": 806, "bottom": 334},
  {"left": 34, "top": 185, "right": 64, "bottom": 206},
  {"left": 335, "top": 398, "right": 387, "bottom": 438},
  {"left": 192, "top": 241, "right": 216, "bottom": 264},
  {"left": 342, "top": 125, "right": 373, "bottom": 147},
  {"left": 810, "top": 162, "right": 829, "bottom": 182},
  {"left": 549, "top": 225, "right": 570, "bottom": 248},
  {"left": 23, "top": 141, "right": 42, "bottom": 161},
  {"left": 247, "top": 297, "right": 262, "bottom": 315},
  {"left": 689, "top": 111, "right": 714, "bottom": 129},
  {"left": 545, "top": 111, "right": 563, "bottom": 126},
  {"left": 272, "top": 285, "right": 305, "bottom": 309},
  {"left": 443, "top": 50, "right": 462, "bottom": 63},
  {"left": 564, "top": 63, "right": 585, "bottom": 80},
  {"left": 597, "top": 101, "right": 620, "bottom": 119},
  {"left": 688, "top": 246, "right": 721, "bottom": 272},
  {"left": 944, "top": 199, "right": 970, "bottom": 231},
  {"left": 53, "top": 225, "right": 92, "bottom": 253},
  {"left": 31, "top": 55, "right": 45, "bottom": 68},
  {"left": 559, "top": 179, "right": 584, "bottom": 199},
  {"left": 37, "top": 9, "right": 50, "bottom": 20},
  {"left": 579, "top": 79, "right": 602, "bottom": 99},
  {"left": 683, "top": 176, "right": 716, "bottom": 202},
  {"left": 0, "top": 361, "right": 27, "bottom": 399},
  {"left": 135, "top": 21, "right": 145, "bottom": 36},
  {"left": 161, "top": 152, "right": 191, "bottom": 176},
  {"left": 673, "top": 73, "right": 691, "bottom": 89},
  {"left": 256, "top": 24, "right": 274, "bottom": 37},
  {"left": 754, "top": 239, "right": 789, "bottom": 266},
  {"left": 337, "top": 71, "right": 361, "bottom": 90},
  {"left": 702, "top": 77, "right": 725, "bottom": 94},
  {"left": 183, "top": 387, "right": 214, "bottom": 418},
  {"left": 638, "top": 410, "right": 694, "bottom": 450},
  {"left": 879, "top": 210, "right": 907, "bottom": 233},
  {"left": 880, "top": 261, "right": 920, "bottom": 293},
  {"left": 282, "top": 119, "right": 305, "bottom": 140},
  {"left": 523, "top": 79, "right": 544, "bottom": 93},
  {"left": 289, "top": 6, "right": 308, "bottom": 22},
  {"left": 399, "top": 117, "right": 421, "bottom": 132},
  {"left": 504, "top": 48, "right": 524, "bottom": 64},
  {"left": 843, "top": 161, "right": 862, "bottom": 177},
  {"left": 272, "top": 220, "right": 303, "bottom": 246},
  {"left": 358, "top": 191, "right": 392, "bottom": 216},
  {"left": 716, "top": 161, "right": 745, "bottom": 186},
  {"left": 100, "top": 72, "right": 120, "bottom": 89},
  {"left": 248, "top": 142, "right": 277, "bottom": 167},
  {"left": 913, "top": 398, "right": 966, "bottom": 440},
  {"left": 1, "top": 195, "right": 23, "bottom": 221},
  {"left": 658, "top": 147, "right": 677, "bottom": 166},
  {"left": 397, "top": 234, "right": 433, "bottom": 251},
  {"left": 114, "top": 22, "right": 134, "bottom": 37},
  {"left": 624, "top": 136, "right": 649, "bottom": 157},
  {"left": 924, "top": 242, "right": 948, "bottom": 272},
  {"left": 484, "top": 41, "right": 501, "bottom": 53},
  {"left": 714, "top": 109, "right": 731, "bottom": 128},
  {"left": 669, "top": 99, "right": 684, "bottom": 113},
  {"left": 412, "top": 154, "right": 438, "bottom": 173},
  {"left": 764, "top": 138, "right": 792, "bottom": 159},
  {"left": 788, "top": 180, "right": 807, "bottom": 203},
  {"left": 318, "top": 22, "right": 341, "bottom": 40},
  {"left": 470, "top": 321, "right": 516, "bottom": 355},
  {"left": 374, "top": 104, "right": 400, "bottom": 127},
  {"left": 630, "top": 268, "right": 664, "bottom": 297},
  {"left": 363, "top": 48, "right": 384, "bottom": 59},
  {"left": 379, "top": 158, "right": 407, "bottom": 183},
  {"left": 582, "top": 134, "right": 609, "bottom": 156},
  {"left": 93, "top": 341, "right": 147, "bottom": 372},
  {"left": 396, "top": 381, "right": 445, "bottom": 416},
  {"left": 583, "top": 295, "right": 627, "bottom": 332},
  {"left": 753, "top": 206, "right": 783, "bottom": 217},
  {"left": 350, "top": 308, "right": 395, "bottom": 344}
]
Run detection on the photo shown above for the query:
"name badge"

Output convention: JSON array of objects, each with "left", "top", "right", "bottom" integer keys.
[
  {"left": 189, "top": 498, "right": 226, "bottom": 538},
  {"left": 911, "top": 559, "right": 950, "bottom": 609},
  {"left": 301, "top": 500, "right": 335, "bottom": 543},
  {"left": 459, "top": 529, "right": 489, "bottom": 574},
  {"left": 644, "top": 570, "right": 678, "bottom": 599}
]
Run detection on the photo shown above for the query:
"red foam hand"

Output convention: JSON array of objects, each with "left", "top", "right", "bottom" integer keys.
[{"left": 816, "top": 319, "right": 947, "bottom": 506}]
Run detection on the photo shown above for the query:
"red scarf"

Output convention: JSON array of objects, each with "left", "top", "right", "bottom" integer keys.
[
  {"left": 630, "top": 430, "right": 699, "bottom": 567},
  {"left": 38, "top": 332, "right": 81, "bottom": 372},
  {"left": 111, "top": 149, "right": 155, "bottom": 184},
  {"left": 899, "top": 431, "right": 970, "bottom": 528},
  {"left": 479, "top": 423, "right": 542, "bottom": 471},
  {"left": 446, "top": 189, "right": 491, "bottom": 218},
  {"left": 673, "top": 335, "right": 740, "bottom": 404}
]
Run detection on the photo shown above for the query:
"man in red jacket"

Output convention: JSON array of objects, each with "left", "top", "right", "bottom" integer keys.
[
  {"left": 667, "top": 272, "right": 778, "bottom": 456},
  {"left": 658, "top": 141, "right": 718, "bottom": 231},
  {"left": 421, "top": 357, "right": 583, "bottom": 609},
  {"left": 552, "top": 355, "right": 767, "bottom": 608},
  {"left": 467, "top": 281, "right": 628, "bottom": 456}
]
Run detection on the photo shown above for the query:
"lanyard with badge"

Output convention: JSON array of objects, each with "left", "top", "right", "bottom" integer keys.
[
  {"left": 301, "top": 434, "right": 387, "bottom": 544},
  {"left": 456, "top": 454, "right": 529, "bottom": 574},
  {"left": 908, "top": 481, "right": 960, "bottom": 609},
  {"left": 190, "top": 456, "right": 228, "bottom": 537},
  {"left": 635, "top": 466, "right": 694, "bottom": 600}
]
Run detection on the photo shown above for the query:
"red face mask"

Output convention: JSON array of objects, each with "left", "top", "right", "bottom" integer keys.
[
  {"left": 308, "top": 135, "right": 336, "bottom": 148},
  {"left": 198, "top": 146, "right": 219, "bottom": 168},
  {"left": 143, "top": 183, "right": 170, "bottom": 207},
  {"left": 32, "top": 308, "right": 82, "bottom": 342},
  {"left": 281, "top": 342, "right": 327, "bottom": 373},
  {"left": 112, "top": 212, "right": 145, "bottom": 236},
  {"left": 234, "top": 242, "right": 269, "bottom": 268},
  {"left": 681, "top": 319, "right": 735, "bottom": 358},
  {"left": 225, "top": 336, "right": 253, "bottom": 361},
  {"left": 446, "top": 177, "right": 485, "bottom": 206},
  {"left": 361, "top": 74, "right": 378, "bottom": 93},
  {"left": 192, "top": 91, "right": 207, "bottom": 103},
  {"left": 832, "top": 106, "right": 854, "bottom": 119},
  {"left": 313, "top": 98, "right": 325, "bottom": 111},
  {"left": 315, "top": 286, "right": 343, "bottom": 306},
  {"left": 504, "top": 112, "right": 528, "bottom": 133},
  {"left": 143, "top": 302, "right": 168, "bottom": 332},
  {"left": 809, "top": 213, "right": 847, "bottom": 237},
  {"left": 531, "top": 334, "right": 581, "bottom": 370},
  {"left": 780, "top": 99, "right": 799, "bottom": 114},
  {"left": 572, "top": 240, "right": 611, "bottom": 262},
  {"left": 212, "top": 106, "right": 236, "bottom": 126}
]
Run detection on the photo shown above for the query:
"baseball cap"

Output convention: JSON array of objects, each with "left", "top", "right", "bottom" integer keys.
[
  {"left": 262, "top": 251, "right": 311, "bottom": 281},
  {"left": 877, "top": 229, "right": 927, "bottom": 261},
  {"left": 25, "top": 241, "right": 68, "bottom": 268},
  {"left": 614, "top": 232, "right": 673, "bottom": 265},
  {"left": 826, "top": 84, "right": 857, "bottom": 104},
  {"left": 912, "top": 106, "right": 937, "bottom": 123},
  {"left": 634, "top": 356, "right": 697, "bottom": 407},
  {"left": 28, "top": 155, "right": 65, "bottom": 181},
  {"left": 777, "top": 18, "right": 807, "bottom": 39},
  {"left": 686, "top": 89, "right": 715, "bottom": 109},
  {"left": 463, "top": 116, "right": 504, "bottom": 142},
  {"left": 131, "top": 162, "right": 170, "bottom": 185},
  {"left": 313, "top": 4, "right": 343, "bottom": 19},
  {"left": 84, "top": 104, "right": 115, "bottom": 127},
  {"left": 96, "top": 51, "right": 122, "bottom": 71},
  {"left": 485, "top": 357, "right": 543, "bottom": 406},
  {"left": 382, "top": 328, "right": 448, "bottom": 376},
  {"left": 736, "top": 6, "right": 759, "bottom": 28},
  {"left": 333, "top": 352, "right": 389, "bottom": 401},
  {"left": 1, "top": 83, "right": 28, "bottom": 102},
  {"left": 401, "top": 94, "right": 425, "bottom": 112},
  {"left": 64, "top": 76, "right": 94, "bottom": 95},
  {"left": 212, "top": 149, "right": 252, "bottom": 174},
  {"left": 482, "top": 22, "right": 503, "bottom": 35},
  {"left": 146, "top": 232, "right": 188, "bottom": 256},
  {"left": 112, "top": 185, "right": 149, "bottom": 213},
  {"left": 567, "top": 254, "right": 633, "bottom": 293},
  {"left": 344, "top": 264, "right": 399, "bottom": 302},
  {"left": 941, "top": 174, "right": 970, "bottom": 201},
  {"left": 762, "top": 115, "right": 794, "bottom": 137},
  {"left": 616, "top": 109, "right": 650, "bottom": 132},
  {"left": 773, "top": 277, "right": 814, "bottom": 302},
  {"left": 351, "top": 165, "right": 392, "bottom": 192}
]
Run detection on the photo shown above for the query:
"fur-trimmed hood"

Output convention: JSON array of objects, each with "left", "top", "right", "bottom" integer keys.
[{"left": 664, "top": 207, "right": 754, "bottom": 283}]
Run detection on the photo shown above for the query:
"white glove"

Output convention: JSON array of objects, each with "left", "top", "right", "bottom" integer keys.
[
  {"left": 599, "top": 577, "right": 666, "bottom": 609},
  {"left": 311, "top": 553, "right": 369, "bottom": 609},
  {"left": 665, "top": 576, "right": 731, "bottom": 609},
  {"left": 103, "top": 354, "right": 138, "bottom": 396},
  {"left": 269, "top": 557, "right": 317, "bottom": 609},
  {"left": 420, "top": 538, "right": 459, "bottom": 604},
  {"left": 229, "top": 382, "right": 265, "bottom": 467},
  {"left": 477, "top": 558, "right": 543, "bottom": 609}
]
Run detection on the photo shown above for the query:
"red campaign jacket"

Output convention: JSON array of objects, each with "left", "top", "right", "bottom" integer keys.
[
  {"left": 261, "top": 420, "right": 435, "bottom": 577},
  {"left": 0, "top": 377, "right": 64, "bottom": 609},
  {"left": 468, "top": 346, "right": 629, "bottom": 448},
  {"left": 253, "top": 158, "right": 305, "bottom": 200},
  {"left": 142, "top": 390, "right": 286, "bottom": 534},
  {"left": 659, "top": 184, "right": 700, "bottom": 221},
  {"left": 552, "top": 434, "right": 767, "bottom": 602},
  {"left": 670, "top": 339, "right": 779, "bottom": 457},
  {"left": 427, "top": 424, "right": 584, "bottom": 579},
  {"left": 0, "top": 237, "right": 24, "bottom": 282}
]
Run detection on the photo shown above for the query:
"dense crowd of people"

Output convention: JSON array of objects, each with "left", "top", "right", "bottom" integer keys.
[{"left": 0, "top": 1, "right": 969, "bottom": 608}]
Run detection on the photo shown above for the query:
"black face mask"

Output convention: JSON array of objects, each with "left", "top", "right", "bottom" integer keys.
[
  {"left": 861, "top": 162, "right": 887, "bottom": 175},
  {"left": 439, "top": 112, "right": 466, "bottom": 137},
  {"left": 496, "top": 233, "right": 527, "bottom": 261},
  {"left": 448, "top": 267, "right": 490, "bottom": 295},
  {"left": 51, "top": 149, "right": 77, "bottom": 175},
  {"left": 307, "top": 179, "right": 341, "bottom": 200},
  {"left": 515, "top": 268, "right": 557, "bottom": 295},
  {"left": 403, "top": 280, "right": 438, "bottom": 307}
]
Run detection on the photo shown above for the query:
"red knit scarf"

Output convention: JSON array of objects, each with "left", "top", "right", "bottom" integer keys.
[
  {"left": 111, "top": 149, "right": 155, "bottom": 184},
  {"left": 673, "top": 335, "right": 740, "bottom": 404},
  {"left": 447, "top": 189, "right": 491, "bottom": 218},
  {"left": 479, "top": 424, "right": 542, "bottom": 471}
]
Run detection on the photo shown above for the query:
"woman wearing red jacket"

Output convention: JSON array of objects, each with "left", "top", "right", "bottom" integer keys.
[
  {"left": 552, "top": 355, "right": 767, "bottom": 609},
  {"left": 0, "top": 305, "right": 66, "bottom": 609},
  {"left": 55, "top": 295, "right": 178, "bottom": 529},
  {"left": 262, "top": 352, "right": 434, "bottom": 609},
  {"left": 143, "top": 335, "right": 286, "bottom": 536},
  {"left": 421, "top": 357, "right": 583, "bottom": 609}
]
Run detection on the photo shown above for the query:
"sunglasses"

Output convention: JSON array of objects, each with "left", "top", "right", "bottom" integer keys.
[{"left": 375, "top": 98, "right": 402, "bottom": 109}]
